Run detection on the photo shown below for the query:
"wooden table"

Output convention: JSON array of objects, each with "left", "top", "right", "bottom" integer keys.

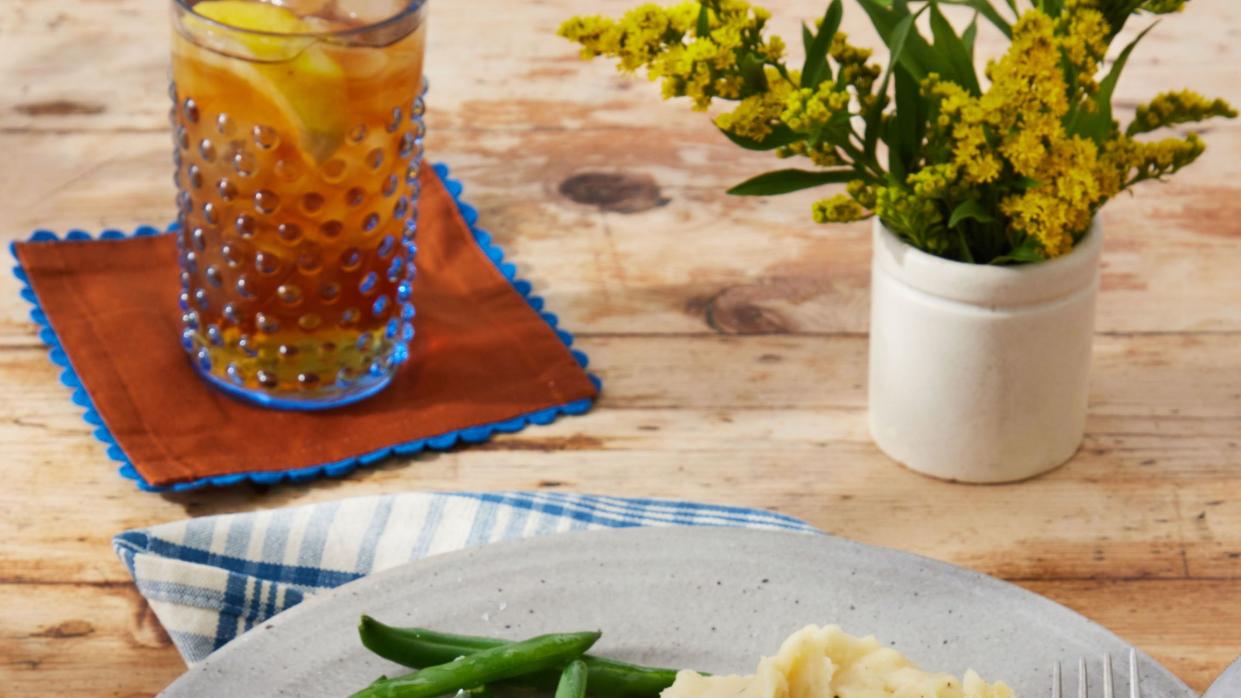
[{"left": 2, "top": 0, "right": 1239, "bottom": 693}]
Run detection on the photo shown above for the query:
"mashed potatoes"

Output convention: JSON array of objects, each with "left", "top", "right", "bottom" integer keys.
[{"left": 661, "top": 625, "right": 1014, "bottom": 698}]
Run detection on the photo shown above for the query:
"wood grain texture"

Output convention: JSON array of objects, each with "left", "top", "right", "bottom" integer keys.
[{"left": 1, "top": 0, "right": 1240, "bottom": 694}]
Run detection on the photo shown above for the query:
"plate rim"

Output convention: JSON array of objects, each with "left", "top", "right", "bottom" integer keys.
[
  {"left": 162, "top": 525, "right": 1195, "bottom": 696},
  {"left": 1204, "top": 653, "right": 1241, "bottom": 698}
]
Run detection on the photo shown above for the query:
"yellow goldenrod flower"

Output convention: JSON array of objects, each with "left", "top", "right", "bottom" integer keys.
[
  {"left": 812, "top": 194, "right": 869, "bottom": 223},
  {"left": 715, "top": 91, "right": 784, "bottom": 139},
  {"left": 846, "top": 179, "right": 878, "bottom": 209},
  {"left": 875, "top": 186, "right": 950, "bottom": 254},
  {"left": 761, "top": 35, "right": 785, "bottom": 61},
  {"left": 924, "top": 8, "right": 1124, "bottom": 256},
  {"left": 828, "top": 33, "right": 871, "bottom": 66},
  {"left": 684, "top": 63, "right": 714, "bottom": 110},
  {"left": 560, "top": 0, "right": 1233, "bottom": 264},
  {"left": 930, "top": 80, "right": 1002, "bottom": 184},
  {"left": 828, "top": 33, "right": 881, "bottom": 95},
  {"left": 906, "top": 163, "right": 960, "bottom": 200},
  {"left": 714, "top": 74, "right": 745, "bottom": 99},
  {"left": 1059, "top": 7, "right": 1108, "bottom": 92},
  {"left": 781, "top": 83, "right": 850, "bottom": 133},
  {"left": 1129, "top": 90, "right": 1238, "bottom": 135},
  {"left": 1130, "top": 133, "right": 1205, "bottom": 180},
  {"left": 1000, "top": 133, "right": 1105, "bottom": 256},
  {"left": 780, "top": 140, "right": 845, "bottom": 167},
  {"left": 557, "top": 16, "right": 620, "bottom": 59},
  {"left": 562, "top": 0, "right": 787, "bottom": 114},
  {"left": 981, "top": 11, "right": 1068, "bottom": 131}
]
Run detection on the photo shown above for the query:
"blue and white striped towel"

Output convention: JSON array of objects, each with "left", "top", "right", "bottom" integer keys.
[{"left": 113, "top": 491, "right": 816, "bottom": 664}]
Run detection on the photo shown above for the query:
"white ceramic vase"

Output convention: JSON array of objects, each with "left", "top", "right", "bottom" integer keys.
[{"left": 867, "top": 219, "right": 1102, "bottom": 483}]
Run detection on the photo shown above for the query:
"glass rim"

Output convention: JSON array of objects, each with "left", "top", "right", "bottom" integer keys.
[{"left": 172, "top": 0, "right": 428, "bottom": 40}]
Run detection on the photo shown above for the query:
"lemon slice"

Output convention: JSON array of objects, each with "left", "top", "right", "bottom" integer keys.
[{"left": 185, "top": 1, "right": 348, "bottom": 161}]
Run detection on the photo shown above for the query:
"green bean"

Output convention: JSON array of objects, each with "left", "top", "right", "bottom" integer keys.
[
  {"left": 351, "top": 631, "right": 600, "bottom": 698},
  {"left": 358, "top": 617, "right": 682, "bottom": 697},
  {"left": 556, "top": 660, "right": 589, "bottom": 698},
  {"left": 360, "top": 617, "right": 488, "bottom": 667}
]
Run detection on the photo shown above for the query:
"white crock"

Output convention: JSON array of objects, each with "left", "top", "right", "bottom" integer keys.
[{"left": 867, "top": 219, "right": 1102, "bottom": 483}]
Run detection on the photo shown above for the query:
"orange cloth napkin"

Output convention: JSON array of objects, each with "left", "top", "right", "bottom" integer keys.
[{"left": 12, "top": 165, "right": 598, "bottom": 491}]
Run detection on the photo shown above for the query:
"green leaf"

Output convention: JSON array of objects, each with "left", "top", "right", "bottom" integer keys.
[
  {"left": 928, "top": 1, "right": 981, "bottom": 95},
  {"left": 1071, "top": 21, "right": 1157, "bottom": 143},
  {"left": 1102, "top": 0, "right": 1145, "bottom": 40},
  {"left": 801, "top": 23, "right": 814, "bottom": 55},
  {"left": 726, "top": 168, "right": 856, "bottom": 196},
  {"left": 955, "top": 228, "right": 975, "bottom": 263},
  {"left": 888, "top": 64, "right": 926, "bottom": 176},
  {"left": 696, "top": 3, "right": 710, "bottom": 38},
  {"left": 738, "top": 52, "right": 768, "bottom": 93},
  {"left": 990, "top": 238, "right": 1047, "bottom": 265},
  {"left": 801, "top": 0, "right": 843, "bottom": 88},
  {"left": 815, "top": 109, "right": 855, "bottom": 148},
  {"left": 1003, "top": 0, "right": 1019, "bottom": 18},
  {"left": 947, "top": 198, "right": 995, "bottom": 229},
  {"left": 881, "top": 120, "right": 905, "bottom": 182},
  {"left": 717, "top": 124, "right": 802, "bottom": 151},
  {"left": 821, "top": 0, "right": 844, "bottom": 38},
  {"left": 864, "top": 7, "right": 924, "bottom": 158},
  {"left": 855, "top": 0, "right": 944, "bottom": 81},
  {"left": 939, "top": 0, "right": 1012, "bottom": 39},
  {"left": 962, "top": 13, "right": 978, "bottom": 60}
]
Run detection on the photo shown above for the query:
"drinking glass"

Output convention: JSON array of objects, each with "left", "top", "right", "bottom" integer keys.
[{"left": 169, "top": 0, "right": 427, "bottom": 409}]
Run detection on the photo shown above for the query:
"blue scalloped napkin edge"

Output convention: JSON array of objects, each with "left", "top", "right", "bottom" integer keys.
[{"left": 10, "top": 162, "right": 601, "bottom": 493}]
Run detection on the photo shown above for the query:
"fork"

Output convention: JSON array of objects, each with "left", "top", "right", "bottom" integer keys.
[{"left": 1051, "top": 649, "right": 1141, "bottom": 698}]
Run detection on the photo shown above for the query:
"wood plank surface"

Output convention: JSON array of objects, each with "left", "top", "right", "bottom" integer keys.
[{"left": 1, "top": 0, "right": 1239, "bottom": 695}]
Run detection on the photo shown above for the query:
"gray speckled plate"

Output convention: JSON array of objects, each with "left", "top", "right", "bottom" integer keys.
[
  {"left": 1204, "top": 656, "right": 1241, "bottom": 698},
  {"left": 161, "top": 527, "right": 1193, "bottom": 697}
]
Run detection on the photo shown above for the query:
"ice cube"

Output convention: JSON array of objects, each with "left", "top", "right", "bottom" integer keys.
[
  {"left": 268, "top": 0, "right": 332, "bottom": 18},
  {"left": 337, "top": 0, "right": 408, "bottom": 24},
  {"left": 300, "top": 15, "right": 352, "bottom": 33},
  {"left": 322, "top": 41, "right": 390, "bottom": 78}
]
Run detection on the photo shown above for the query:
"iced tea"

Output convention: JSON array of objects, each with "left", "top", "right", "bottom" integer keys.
[{"left": 170, "top": 0, "right": 427, "bottom": 408}]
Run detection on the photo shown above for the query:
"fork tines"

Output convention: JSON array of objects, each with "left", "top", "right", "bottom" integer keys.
[{"left": 1051, "top": 649, "right": 1140, "bottom": 698}]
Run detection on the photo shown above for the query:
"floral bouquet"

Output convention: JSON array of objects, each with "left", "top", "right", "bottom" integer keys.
[
  {"left": 559, "top": 0, "right": 1236, "bottom": 482},
  {"left": 559, "top": 0, "right": 1234, "bottom": 264}
]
